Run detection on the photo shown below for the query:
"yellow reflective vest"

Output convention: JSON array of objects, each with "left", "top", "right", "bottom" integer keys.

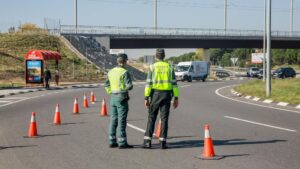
[
  {"left": 105, "top": 67, "right": 128, "bottom": 94},
  {"left": 145, "top": 61, "right": 179, "bottom": 98}
]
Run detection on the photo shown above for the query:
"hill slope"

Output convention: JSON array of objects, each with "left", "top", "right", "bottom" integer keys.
[{"left": 0, "top": 33, "right": 103, "bottom": 86}]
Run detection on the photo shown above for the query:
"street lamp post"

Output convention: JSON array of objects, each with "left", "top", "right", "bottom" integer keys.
[
  {"left": 290, "top": 0, "right": 294, "bottom": 35},
  {"left": 224, "top": 0, "right": 227, "bottom": 32},
  {"left": 154, "top": 0, "right": 157, "bottom": 34},
  {"left": 263, "top": 0, "right": 267, "bottom": 81},
  {"left": 74, "top": 0, "right": 77, "bottom": 34},
  {"left": 266, "top": 0, "right": 272, "bottom": 97}
]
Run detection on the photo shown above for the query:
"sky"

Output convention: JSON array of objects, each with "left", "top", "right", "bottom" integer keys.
[{"left": 1, "top": 0, "right": 300, "bottom": 58}]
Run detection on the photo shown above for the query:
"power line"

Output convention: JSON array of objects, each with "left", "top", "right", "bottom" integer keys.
[{"left": 88, "top": 0, "right": 300, "bottom": 12}]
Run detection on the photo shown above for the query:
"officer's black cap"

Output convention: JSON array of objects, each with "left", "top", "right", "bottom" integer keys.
[
  {"left": 156, "top": 49, "right": 165, "bottom": 60},
  {"left": 156, "top": 49, "right": 165, "bottom": 56},
  {"left": 117, "top": 53, "right": 128, "bottom": 61}
]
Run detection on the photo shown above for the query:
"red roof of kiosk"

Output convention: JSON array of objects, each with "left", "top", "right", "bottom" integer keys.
[{"left": 25, "top": 50, "right": 61, "bottom": 60}]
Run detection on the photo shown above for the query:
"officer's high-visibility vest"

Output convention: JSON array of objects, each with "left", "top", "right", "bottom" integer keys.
[
  {"left": 106, "top": 67, "right": 127, "bottom": 94},
  {"left": 145, "top": 61, "right": 179, "bottom": 97}
]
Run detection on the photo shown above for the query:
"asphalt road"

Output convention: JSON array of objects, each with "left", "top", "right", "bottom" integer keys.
[{"left": 0, "top": 80, "right": 300, "bottom": 169}]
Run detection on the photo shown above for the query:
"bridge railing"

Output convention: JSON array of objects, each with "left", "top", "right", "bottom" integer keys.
[{"left": 57, "top": 25, "right": 300, "bottom": 38}]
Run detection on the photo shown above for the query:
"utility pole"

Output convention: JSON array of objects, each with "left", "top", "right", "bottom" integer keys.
[
  {"left": 74, "top": 0, "right": 78, "bottom": 34},
  {"left": 266, "top": 0, "right": 272, "bottom": 97},
  {"left": 154, "top": 0, "right": 157, "bottom": 34},
  {"left": 73, "top": 57, "right": 75, "bottom": 79},
  {"left": 263, "top": 0, "right": 267, "bottom": 81},
  {"left": 290, "top": 0, "right": 294, "bottom": 35},
  {"left": 224, "top": 0, "right": 227, "bottom": 32}
]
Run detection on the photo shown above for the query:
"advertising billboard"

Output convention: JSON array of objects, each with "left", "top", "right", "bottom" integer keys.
[
  {"left": 251, "top": 53, "right": 264, "bottom": 64},
  {"left": 26, "top": 60, "right": 43, "bottom": 83}
]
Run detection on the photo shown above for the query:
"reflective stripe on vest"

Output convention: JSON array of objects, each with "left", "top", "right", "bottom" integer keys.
[
  {"left": 108, "top": 67, "right": 127, "bottom": 93},
  {"left": 150, "top": 61, "right": 173, "bottom": 90}
]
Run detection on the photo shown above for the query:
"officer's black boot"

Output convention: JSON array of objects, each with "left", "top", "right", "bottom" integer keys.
[
  {"left": 142, "top": 140, "right": 151, "bottom": 149},
  {"left": 160, "top": 141, "right": 167, "bottom": 149},
  {"left": 119, "top": 143, "right": 133, "bottom": 149}
]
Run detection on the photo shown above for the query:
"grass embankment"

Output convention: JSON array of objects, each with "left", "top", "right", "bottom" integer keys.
[
  {"left": 234, "top": 78, "right": 300, "bottom": 105},
  {"left": 0, "top": 32, "right": 103, "bottom": 88}
]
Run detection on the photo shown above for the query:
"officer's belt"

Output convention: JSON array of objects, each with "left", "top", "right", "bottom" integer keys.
[
  {"left": 152, "top": 89, "right": 172, "bottom": 93},
  {"left": 111, "top": 92, "right": 128, "bottom": 95}
]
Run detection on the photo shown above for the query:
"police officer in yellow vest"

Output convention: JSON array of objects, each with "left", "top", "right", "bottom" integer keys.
[
  {"left": 143, "top": 49, "right": 179, "bottom": 149},
  {"left": 105, "top": 53, "right": 133, "bottom": 149}
]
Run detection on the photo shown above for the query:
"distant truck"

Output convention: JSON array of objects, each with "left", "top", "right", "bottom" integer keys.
[{"left": 175, "top": 61, "right": 209, "bottom": 82}]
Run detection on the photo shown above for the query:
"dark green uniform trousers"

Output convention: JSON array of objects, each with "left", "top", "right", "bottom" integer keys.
[
  {"left": 109, "top": 94, "right": 129, "bottom": 146},
  {"left": 144, "top": 90, "right": 172, "bottom": 141}
]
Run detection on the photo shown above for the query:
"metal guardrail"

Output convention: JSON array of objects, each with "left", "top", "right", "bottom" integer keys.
[{"left": 55, "top": 25, "right": 300, "bottom": 38}]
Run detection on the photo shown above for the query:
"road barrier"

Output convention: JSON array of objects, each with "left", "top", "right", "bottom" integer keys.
[
  {"left": 100, "top": 98, "right": 108, "bottom": 116},
  {"left": 197, "top": 124, "right": 223, "bottom": 160},
  {"left": 90, "top": 91, "right": 95, "bottom": 104},
  {"left": 83, "top": 93, "right": 89, "bottom": 108},
  {"left": 155, "top": 119, "right": 161, "bottom": 138},
  {"left": 73, "top": 97, "right": 79, "bottom": 114},
  {"left": 53, "top": 104, "right": 61, "bottom": 125},
  {"left": 28, "top": 112, "right": 38, "bottom": 137}
]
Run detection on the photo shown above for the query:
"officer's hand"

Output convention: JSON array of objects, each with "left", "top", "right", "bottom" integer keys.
[
  {"left": 173, "top": 99, "right": 178, "bottom": 109},
  {"left": 145, "top": 100, "right": 150, "bottom": 109}
]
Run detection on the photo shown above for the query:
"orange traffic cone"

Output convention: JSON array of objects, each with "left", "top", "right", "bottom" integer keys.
[
  {"left": 197, "top": 124, "right": 223, "bottom": 160},
  {"left": 90, "top": 91, "right": 95, "bottom": 104},
  {"left": 53, "top": 104, "right": 61, "bottom": 125},
  {"left": 100, "top": 98, "right": 107, "bottom": 116},
  {"left": 83, "top": 93, "right": 89, "bottom": 108},
  {"left": 28, "top": 112, "right": 38, "bottom": 137},
  {"left": 73, "top": 97, "right": 79, "bottom": 114},
  {"left": 155, "top": 119, "right": 162, "bottom": 138}
]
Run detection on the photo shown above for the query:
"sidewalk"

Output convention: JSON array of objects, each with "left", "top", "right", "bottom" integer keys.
[{"left": 0, "top": 82, "right": 101, "bottom": 98}]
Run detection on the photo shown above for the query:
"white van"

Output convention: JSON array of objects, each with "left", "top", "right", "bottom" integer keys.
[{"left": 175, "top": 61, "right": 209, "bottom": 82}]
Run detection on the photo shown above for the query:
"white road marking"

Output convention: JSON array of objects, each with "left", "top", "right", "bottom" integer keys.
[
  {"left": 263, "top": 99, "right": 273, "bottom": 103},
  {"left": 0, "top": 100, "right": 11, "bottom": 103},
  {"left": 253, "top": 97, "right": 260, "bottom": 101},
  {"left": 277, "top": 102, "right": 289, "bottom": 106},
  {"left": 127, "top": 123, "right": 145, "bottom": 133},
  {"left": 180, "top": 85, "right": 191, "bottom": 88},
  {"left": 0, "top": 88, "right": 80, "bottom": 108},
  {"left": 225, "top": 116, "right": 297, "bottom": 133},
  {"left": 0, "top": 97, "right": 37, "bottom": 108},
  {"left": 215, "top": 85, "right": 300, "bottom": 114},
  {"left": 0, "top": 97, "right": 28, "bottom": 99},
  {"left": 245, "top": 96, "right": 251, "bottom": 99}
]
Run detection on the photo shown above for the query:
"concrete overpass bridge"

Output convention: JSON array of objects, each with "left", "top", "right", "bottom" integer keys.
[{"left": 56, "top": 25, "right": 300, "bottom": 49}]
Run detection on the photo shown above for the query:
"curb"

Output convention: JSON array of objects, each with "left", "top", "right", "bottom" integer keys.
[{"left": 230, "top": 88, "right": 300, "bottom": 109}]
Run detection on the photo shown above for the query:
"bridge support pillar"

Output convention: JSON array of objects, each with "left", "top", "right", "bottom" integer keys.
[
  {"left": 204, "top": 48, "right": 210, "bottom": 62},
  {"left": 95, "top": 36, "right": 111, "bottom": 52}
]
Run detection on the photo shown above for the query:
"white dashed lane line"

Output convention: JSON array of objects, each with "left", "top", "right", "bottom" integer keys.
[
  {"left": 179, "top": 85, "right": 191, "bottom": 88},
  {"left": 127, "top": 123, "right": 146, "bottom": 133},
  {"left": 225, "top": 116, "right": 297, "bottom": 133}
]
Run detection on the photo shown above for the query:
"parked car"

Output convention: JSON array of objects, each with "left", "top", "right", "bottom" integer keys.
[
  {"left": 257, "top": 69, "right": 263, "bottom": 79},
  {"left": 247, "top": 67, "right": 260, "bottom": 77},
  {"left": 216, "top": 70, "right": 230, "bottom": 78},
  {"left": 272, "top": 67, "right": 296, "bottom": 79}
]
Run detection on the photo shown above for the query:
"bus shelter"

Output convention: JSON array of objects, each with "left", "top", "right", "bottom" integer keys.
[{"left": 25, "top": 50, "right": 61, "bottom": 85}]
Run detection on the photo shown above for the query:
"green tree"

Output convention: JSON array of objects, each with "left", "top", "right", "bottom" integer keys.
[
  {"left": 285, "top": 49, "right": 298, "bottom": 64},
  {"left": 272, "top": 49, "right": 286, "bottom": 65},
  {"left": 220, "top": 53, "right": 231, "bottom": 66},
  {"left": 138, "top": 56, "right": 144, "bottom": 63},
  {"left": 297, "top": 50, "right": 300, "bottom": 65},
  {"left": 209, "top": 48, "right": 223, "bottom": 65},
  {"left": 232, "top": 48, "right": 252, "bottom": 67},
  {"left": 193, "top": 48, "right": 205, "bottom": 61}
]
